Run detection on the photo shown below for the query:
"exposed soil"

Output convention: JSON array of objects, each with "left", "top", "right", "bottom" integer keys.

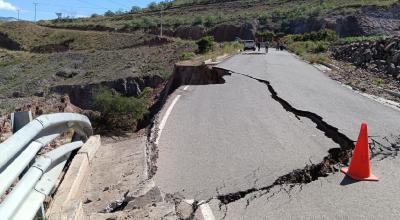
[
  {"left": 328, "top": 59, "right": 400, "bottom": 103},
  {"left": 0, "top": 41, "right": 196, "bottom": 99},
  {"left": 30, "top": 39, "right": 73, "bottom": 53},
  {"left": 0, "top": 32, "right": 20, "bottom": 50}
]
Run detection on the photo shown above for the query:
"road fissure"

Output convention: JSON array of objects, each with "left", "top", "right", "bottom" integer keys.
[
  {"left": 208, "top": 71, "right": 358, "bottom": 206},
  {"left": 156, "top": 68, "right": 400, "bottom": 217},
  {"left": 209, "top": 71, "right": 400, "bottom": 208}
]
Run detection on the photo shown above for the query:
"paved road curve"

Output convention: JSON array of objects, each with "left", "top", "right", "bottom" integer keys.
[{"left": 154, "top": 49, "right": 400, "bottom": 219}]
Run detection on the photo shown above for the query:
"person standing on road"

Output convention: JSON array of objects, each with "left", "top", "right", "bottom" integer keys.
[
  {"left": 265, "top": 41, "right": 269, "bottom": 53},
  {"left": 255, "top": 39, "right": 260, "bottom": 51}
]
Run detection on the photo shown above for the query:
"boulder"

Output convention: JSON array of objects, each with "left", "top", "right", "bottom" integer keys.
[
  {"left": 388, "top": 63, "right": 396, "bottom": 75},
  {"left": 392, "top": 51, "right": 400, "bottom": 65},
  {"left": 56, "top": 69, "right": 80, "bottom": 78},
  {"left": 384, "top": 41, "right": 397, "bottom": 52}
]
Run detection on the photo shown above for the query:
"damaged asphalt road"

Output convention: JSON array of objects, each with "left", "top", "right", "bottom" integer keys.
[{"left": 152, "top": 50, "right": 400, "bottom": 219}]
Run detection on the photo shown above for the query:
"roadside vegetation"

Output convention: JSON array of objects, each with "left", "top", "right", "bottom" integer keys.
[
  {"left": 203, "top": 41, "right": 242, "bottom": 61},
  {"left": 282, "top": 29, "right": 337, "bottom": 63},
  {"left": 0, "top": 22, "right": 150, "bottom": 51},
  {"left": 179, "top": 36, "right": 241, "bottom": 62},
  {"left": 337, "top": 35, "right": 385, "bottom": 44},
  {"left": 282, "top": 29, "right": 387, "bottom": 65},
  {"left": 92, "top": 87, "right": 153, "bottom": 133}
]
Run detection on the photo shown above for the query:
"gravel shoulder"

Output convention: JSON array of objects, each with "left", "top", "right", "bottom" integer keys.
[{"left": 81, "top": 133, "right": 176, "bottom": 219}]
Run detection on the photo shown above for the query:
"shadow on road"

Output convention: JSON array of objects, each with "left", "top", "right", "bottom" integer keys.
[{"left": 340, "top": 176, "right": 359, "bottom": 186}]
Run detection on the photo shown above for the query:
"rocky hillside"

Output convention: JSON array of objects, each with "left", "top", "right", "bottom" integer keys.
[
  {"left": 333, "top": 37, "right": 400, "bottom": 80},
  {"left": 39, "top": 0, "right": 400, "bottom": 41},
  {"left": 0, "top": 21, "right": 196, "bottom": 115}
]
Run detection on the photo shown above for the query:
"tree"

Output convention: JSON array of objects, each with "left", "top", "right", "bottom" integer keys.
[
  {"left": 104, "top": 10, "right": 115, "bottom": 17},
  {"left": 115, "top": 9, "right": 125, "bottom": 15},
  {"left": 131, "top": 6, "right": 141, "bottom": 13},
  {"left": 148, "top": 1, "right": 158, "bottom": 10},
  {"left": 196, "top": 36, "right": 215, "bottom": 54},
  {"left": 257, "top": 31, "right": 276, "bottom": 42}
]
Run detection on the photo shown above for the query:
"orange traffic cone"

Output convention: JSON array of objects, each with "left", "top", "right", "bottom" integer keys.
[{"left": 340, "top": 123, "right": 379, "bottom": 181}]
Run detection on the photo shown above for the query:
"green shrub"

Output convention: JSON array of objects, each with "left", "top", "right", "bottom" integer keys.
[
  {"left": 130, "top": 6, "right": 141, "bottom": 13},
  {"left": 205, "top": 15, "right": 217, "bottom": 27},
  {"left": 196, "top": 36, "right": 215, "bottom": 54},
  {"left": 306, "top": 54, "right": 329, "bottom": 64},
  {"left": 104, "top": 10, "right": 115, "bottom": 17},
  {"left": 181, "top": 51, "right": 196, "bottom": 60},
  {"left": 148, "top": 1, "right": 158, "bottom": 10},
  {"left": 373, "top": 79, "right": 384, "bottom": 86},
  {"left": 291, "top": 29, "right": 338, "bottom": 42},
  {"left": 93, "top": 88, "right": 148, "bottom": 132},
  {"left": 313, "top": 41, "right": 329, "bottom": 53},
  {"left": 142, "top": 17, "right": 158, "bottom": 28},
  {"left": 193, "top": 16, "right": 204, "bottom": 25},
  {"left": 338, "top": 35, "right": 384, "bottom": 44}
]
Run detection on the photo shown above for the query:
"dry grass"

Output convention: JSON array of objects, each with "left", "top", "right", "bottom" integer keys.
[{"left": 0, "top": 22, "right": 150, "bottom": 51}]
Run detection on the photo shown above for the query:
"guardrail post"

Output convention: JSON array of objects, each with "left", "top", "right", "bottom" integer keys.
[
  {"left": 11, "top": 111, "right": 33, "bottom": 134},
  {"left": 11, "top": 111, "right": 36, "bottom": 183}
]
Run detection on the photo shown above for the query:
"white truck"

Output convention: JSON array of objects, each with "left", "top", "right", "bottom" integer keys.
[{"left": 243, "top": 40, "right": 256, "bottom": 51}]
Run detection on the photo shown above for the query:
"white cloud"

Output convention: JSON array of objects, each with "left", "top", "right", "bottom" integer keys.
[{"left": 0, "top": 0, "right": 17, "bottom": 11}]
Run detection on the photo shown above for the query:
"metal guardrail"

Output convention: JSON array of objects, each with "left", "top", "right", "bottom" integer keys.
[{"left": 0, "top": 113, "right": 92, "bottom": 219}]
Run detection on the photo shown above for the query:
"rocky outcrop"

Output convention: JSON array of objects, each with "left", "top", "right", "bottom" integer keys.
[
  {"left": 281, "top": 15, "right": 369, "bottom": 37},
  {"left": 333, "top": 37, "right": 400, "bottom": 79},
  {"left": 0, "top": 32, "right": 20, "bottom": 50},
  {"left": 281, "top": 16, "right": 327, "bottom": 35},
  {"left": 50, "top": 75, "right": 164, "bottom": 109},
  {"left": 281, "top": 3, "right": 400, "bottom": 37},
  {"left": 332, "top": 16, "right": 366, "bottom": 37},
  {"left": 55, "top": 68, "right": 81, "bottom": 78},
  {"left": 173, "top": 25, "right": 206, "bottom": 40},
  {"left": 209, "top": 21, "right": 258, "bottom": 41}
]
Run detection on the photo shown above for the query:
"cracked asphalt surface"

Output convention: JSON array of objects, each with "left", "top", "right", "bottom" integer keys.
[{"left": 154, "top": 49, "right": 400, "bottom": 219}]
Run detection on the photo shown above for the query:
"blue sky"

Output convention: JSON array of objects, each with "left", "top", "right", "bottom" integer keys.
[{"left": 0, "top": 0, "right": 161, "bottom": 21}]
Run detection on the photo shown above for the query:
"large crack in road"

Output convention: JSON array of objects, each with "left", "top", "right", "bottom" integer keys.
[
  {"left": 212, "top": 71, "right": 356, "bottom": 206},
  {"left": 212, "top": 71, "right": 400, "bottom": 207},
  {"left": 149, "top": 68, "right": 400, "bottom": 219}
]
